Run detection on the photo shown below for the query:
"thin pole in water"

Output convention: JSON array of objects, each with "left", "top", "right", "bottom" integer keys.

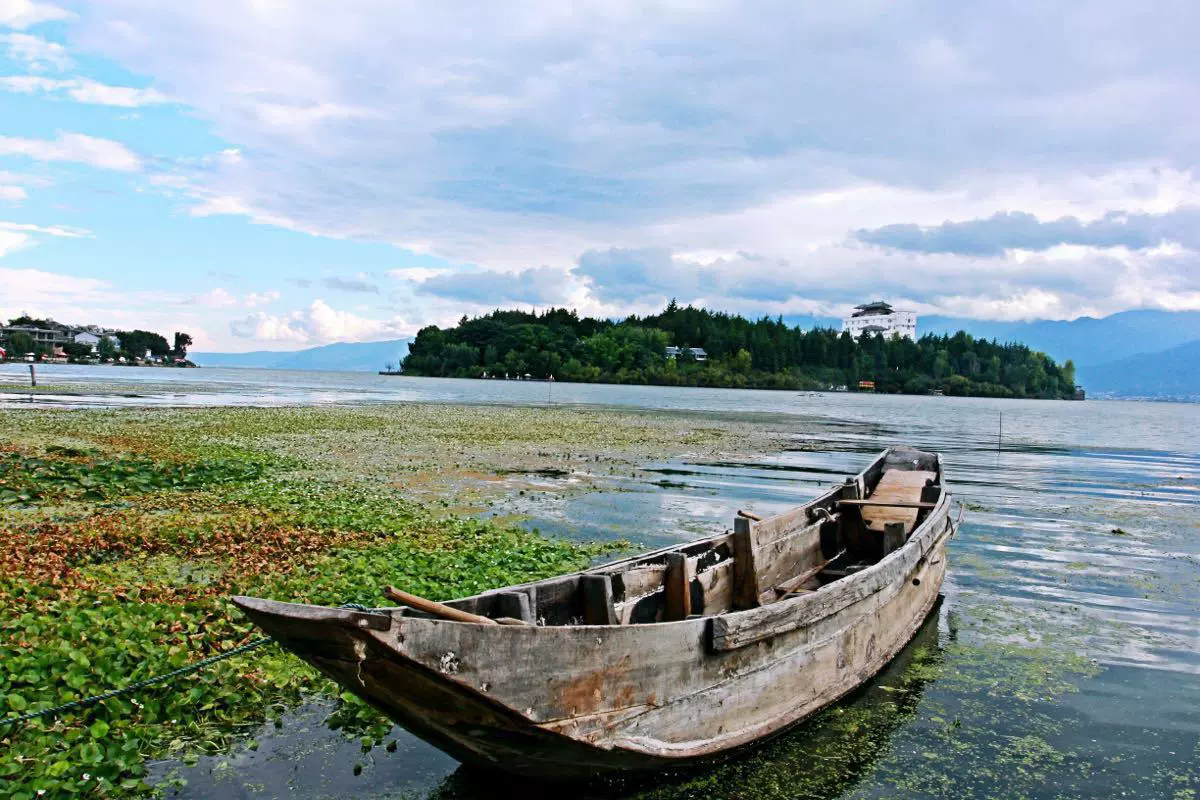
[
  {"left": 29, "top": 364, "right": 36, "bottom": 387},
  {"left": 997, "top": 410, "right": 1002, "bottom": 452}
]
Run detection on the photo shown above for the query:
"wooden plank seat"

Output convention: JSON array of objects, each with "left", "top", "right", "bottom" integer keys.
[{"left": 859, "top": 469, "right": 936, "bottom": 534}]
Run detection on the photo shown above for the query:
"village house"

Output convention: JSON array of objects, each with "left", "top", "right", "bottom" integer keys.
[{"left": 664, "top": 346, "right": 708, "bottom": 362}]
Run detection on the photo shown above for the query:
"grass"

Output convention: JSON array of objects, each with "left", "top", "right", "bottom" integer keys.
[{"left": 0, "top": 405, "right": 738, "bottom": 798}]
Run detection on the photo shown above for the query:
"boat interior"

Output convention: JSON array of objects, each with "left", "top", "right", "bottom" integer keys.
[{"left": 407, "top": 448, "right": 943, "bottom": 627}]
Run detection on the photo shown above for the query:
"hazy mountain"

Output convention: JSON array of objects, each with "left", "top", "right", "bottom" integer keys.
[
  {"left": 783, "top": 309, "right": 1200, "bottom": 368},
  {"left": 918, "top": 310, "right": 1200, "bottom": 367},
  {"left": 1080, "top": 339, "right": 1200, "bottom": 399},
  {"left": 193, "top": 339, "right": 410, "bottom": 372}
]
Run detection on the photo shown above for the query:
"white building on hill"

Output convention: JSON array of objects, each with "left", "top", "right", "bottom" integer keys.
[{"left": 842, "top": 301, "right": 917, "bottom": 340}]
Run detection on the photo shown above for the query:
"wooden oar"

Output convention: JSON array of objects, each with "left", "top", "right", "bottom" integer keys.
[
  {"left": 773, "top": 549, "right": 847, "bottom": 596},
  {"left": 382, "top": 586, "right": 529, "bottom": 626}
]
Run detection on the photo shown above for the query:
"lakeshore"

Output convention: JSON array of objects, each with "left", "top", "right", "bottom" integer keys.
[{"left": 1, "top": 377, "right": 1198, "bottom": 799}]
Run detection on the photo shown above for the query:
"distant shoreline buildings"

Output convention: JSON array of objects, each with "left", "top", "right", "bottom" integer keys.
[{"left": 842, "top": 301, "right": 917, "bottom": 341}]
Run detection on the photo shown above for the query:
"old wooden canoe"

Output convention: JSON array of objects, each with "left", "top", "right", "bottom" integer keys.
[{"left": 233, "top": 446, "right": 953, "bottom": 779}]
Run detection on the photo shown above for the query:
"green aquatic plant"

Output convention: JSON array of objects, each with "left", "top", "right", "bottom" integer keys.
[
  {"left": 0, "top": 408, "right": 627, "bottom": 798},
  {"left": 0, "top": 448, "right": 266, "bottom": 505}
]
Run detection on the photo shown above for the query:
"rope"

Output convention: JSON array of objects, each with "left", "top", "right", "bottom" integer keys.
[
  {"left": 0, "top": 637, "right": 275, "bottom": 730},
  {"left": 0, "top": 603, "right": 379, "bottom": 731}
]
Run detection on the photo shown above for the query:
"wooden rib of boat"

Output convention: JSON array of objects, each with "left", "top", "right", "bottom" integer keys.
[{"left": 233, "top": 446, "right": 953, "bottom": 779}]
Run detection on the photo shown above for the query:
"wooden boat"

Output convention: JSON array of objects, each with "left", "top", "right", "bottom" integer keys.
[{"left": 233, "top": 446, "right": 953, "bottom": 779}]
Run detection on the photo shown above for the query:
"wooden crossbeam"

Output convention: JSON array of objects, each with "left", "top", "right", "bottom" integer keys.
[{"left": 837, "top": 499, "right": 936, "bottom": 509}]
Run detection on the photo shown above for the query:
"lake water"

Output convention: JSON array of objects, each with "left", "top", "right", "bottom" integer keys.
[{"left": 5, "top": 364, "right": 1198, "bottom": 798}]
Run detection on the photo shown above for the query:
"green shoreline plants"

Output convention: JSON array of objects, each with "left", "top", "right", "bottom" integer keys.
[{"left": 0, "top": 408, "right": 617, "bottom": 798}]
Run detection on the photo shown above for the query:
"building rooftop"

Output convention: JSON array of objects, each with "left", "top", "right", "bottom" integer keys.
[{"left": 851, "top": 301, "right": 895, "bottom": 317}]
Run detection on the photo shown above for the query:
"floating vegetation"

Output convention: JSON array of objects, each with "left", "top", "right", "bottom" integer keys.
[
  {"left": 0, "top": 448, "right": 266, "bottom": 505},
  {"left": 0, "top": 406, "right": 639, "bottom": 798}
]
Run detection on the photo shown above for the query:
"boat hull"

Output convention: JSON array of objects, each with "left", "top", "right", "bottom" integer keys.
[{"left": 235, "top": 448, "right": 952, "bottom": 778}]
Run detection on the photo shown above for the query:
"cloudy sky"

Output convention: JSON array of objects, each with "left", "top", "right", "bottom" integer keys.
[{"left": 1, "top": 0, "right": 1198, "bottom": 350}]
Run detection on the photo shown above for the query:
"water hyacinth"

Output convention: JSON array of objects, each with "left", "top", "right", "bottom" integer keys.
[{"left": 1, "top": 405, "right": 677, "bottom": 797}]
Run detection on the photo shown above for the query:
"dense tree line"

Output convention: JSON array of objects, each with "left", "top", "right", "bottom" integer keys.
[{"left": 401, "top": 303, "right": 1078, "bottom": 399}]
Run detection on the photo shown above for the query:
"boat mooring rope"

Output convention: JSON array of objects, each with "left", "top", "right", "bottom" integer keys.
[
  {"left": 0, "top": 603, "right": 377, "bottom": 731},
  {"left": 0, "top": 636, "right": 276, "bottom": 730}
]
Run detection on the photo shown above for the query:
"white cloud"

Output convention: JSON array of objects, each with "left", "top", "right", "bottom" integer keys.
[
  {"left": 191, "top": 287, "right": 281, "bottom": 308},
  {"left": 0, "top": 185, "right": 25, "bottom": 201},
  {"left": 0, "top": 75, "right": 170, "bottom": 106},
  {"left": 1, "top": 33, "right": 70, "bottom": 71},
  {"left": 0, "top": 220, "right": 90, "bottom": 238},
  {"left": 0, "top": 0, "right": 72, "bottom": 29},
  {"left": 0, "top": 228, "right": 31, "bottom": 257},
  {"left": 0, "top": 220, "right": 87, "bottom": 259},
  {"left": 48, "top": 1, "right": 1200, "bottom": 321},
  {"left": 388, "top": 267, "right": 450, "bottom": 283},
  {"left": 243, "top": 290, "right": 280, "bottom": 307},
  {"left": 191, "top": 287, "right": 239, "bottom": 308},
  {"left": 0, "top": 132, "right": 141, "bottom": 171},
  {"left": 230, "top": 299, "right": 410, "bottom": 344}
]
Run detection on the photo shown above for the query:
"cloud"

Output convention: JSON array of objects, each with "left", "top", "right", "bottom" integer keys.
[
  {"left": 191, "top": 287, "right": 281, "bottom": 308},
  {"left": 0, "top": 220, "right": 90, "bottom": 237},
  {"left": 855, "top": 208, "right": 1200, "bottom": 256},
  {"left": 0, "top": 185, "right": 25, "bottom": 201},
  {"left": 416, "top": 266, "right": 572, "bottom": 305},
  {"left": 243, "top": 290, "right": 279, "bottom": 307},
  {"left": 573, "top": 248, "right": 688, "bottom": 305},
  {"left": 0, "top": 1, "right": 72, "bottom": 29},
  {"left": 230, "top": 299, "right": 409, "bottom": 344},
  {"left": 388, "top": 267, "right": 448, "bottom": 283},
  {"left": 42, "top": 2, "right": 1200, "bottom": 322},
  {"left": 319, "top": 275, "right": 379, "bottom": 293},
  {"left": 0, "top": 132, "right": 141, "bottom": 171},
  {"left": 1, "top": 33, "right": 70, "bottom": 71},
  {"left": 0, "top": 75, "right": 170, "bottom": 107},
  {"left": 0, "top": 220, "right": 90, "bottom": 255}
]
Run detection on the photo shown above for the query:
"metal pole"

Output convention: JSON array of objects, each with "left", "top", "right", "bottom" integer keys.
[{"left": 997, "top": 410, "right": 1002, "bottom": 452}]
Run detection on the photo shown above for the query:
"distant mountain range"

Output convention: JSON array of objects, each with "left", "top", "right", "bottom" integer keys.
[
  {"left": 784, "top": 309, "right": 1200, "bottom": 368},
  {"left": 192, "top": 338, "right": 410, "bottom": 372},
  {"left": 1082, "top": 339, "right": 1200, "bottom": 400}
]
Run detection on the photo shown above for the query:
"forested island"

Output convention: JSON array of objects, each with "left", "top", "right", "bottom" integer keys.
[{"left": 402, "top": 303, "right": 1079, "bottom": 399}]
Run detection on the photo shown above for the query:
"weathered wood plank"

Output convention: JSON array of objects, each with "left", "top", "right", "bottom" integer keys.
[
  {"left": 731, "top": 516, "right": 760, "bottom": 610},
  {"left": 695, "top": 560, "right": 733, "bottom": 614},
  {"left": 859, "top": 469, "right": 937, "bottom": 533},
  {"left": 751, "top": 519, "right": 824, "bottom": 597},
  {"left": 664, "top": 552, "right": 693, "bottom": 621},
  {"left": 838, "top": 499, "right": 936, "bottom": 509},
  {"left": 616, "top": 565, "right": 667, "bottom": 600},
  {"left": 495, "top": 591, "right": 536, "bottom": 624},
  {"left": 581, "top": 574, "right": 619, "bottom": 626}
]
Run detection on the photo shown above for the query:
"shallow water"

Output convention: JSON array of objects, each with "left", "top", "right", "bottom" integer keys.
[{"left": 7, "top": 365, "right": 1196, "bottom": 798}]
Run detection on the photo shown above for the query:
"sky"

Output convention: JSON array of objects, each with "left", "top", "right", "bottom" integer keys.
[{"left": 1, "top": 0, "right": 1198, "bottom": 351}]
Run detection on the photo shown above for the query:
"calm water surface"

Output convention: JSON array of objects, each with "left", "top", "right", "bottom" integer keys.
[{"left": 5, "top": 365, "right": 1198, "bottom": 798}]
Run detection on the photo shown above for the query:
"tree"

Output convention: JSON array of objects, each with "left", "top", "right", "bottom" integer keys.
[
  {"left": 117, "top": 329, "right": 170, "bottom": 358},
  {"left": 173, "top": 332, "right": 193, "bottom": 358},
  {"left": 97, "top": 337, "right": 118, "bottom": 360},
  {"left": 731, "top": 348, "right": 753, "bottom": 374},
  {"left": 8, "top": 332, "right": 33, "bottom": 355},
  {"left": 63, "top": 342, "right": 93, "bottom": 360}
]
